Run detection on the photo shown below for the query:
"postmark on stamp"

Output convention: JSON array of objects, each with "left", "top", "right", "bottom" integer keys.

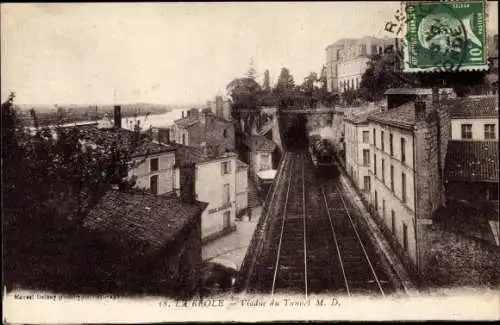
[{"left": 403, "top": 0, "right": 488, "bottom": 73}]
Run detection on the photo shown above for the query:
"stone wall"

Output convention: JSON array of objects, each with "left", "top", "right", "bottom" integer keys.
[
  {"left": 151, "top": 213, "right": 202, "bottom": 298},
  {"left": 414, "top": 98, "right": 451, "bottom": 272},
  {"left": 205, "top": 118, "right": 236, "bottom": 153}
]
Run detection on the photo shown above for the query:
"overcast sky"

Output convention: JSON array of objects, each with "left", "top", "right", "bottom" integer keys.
[{"left": 1, "top": 2, "right": 498, "bottom": 106}]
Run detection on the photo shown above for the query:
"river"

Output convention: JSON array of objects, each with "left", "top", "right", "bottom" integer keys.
[{"left": 97, "top": 108, "right": 185, "bottom": 130}]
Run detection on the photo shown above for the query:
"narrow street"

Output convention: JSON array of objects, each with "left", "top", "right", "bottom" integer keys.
[{"left": 202, "top": 176, "right": 264, "bottom": 270}]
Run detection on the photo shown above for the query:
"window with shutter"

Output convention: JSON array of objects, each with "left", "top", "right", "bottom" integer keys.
[{"left": 221, "top": 161, "right": 231, "bottom": 175}]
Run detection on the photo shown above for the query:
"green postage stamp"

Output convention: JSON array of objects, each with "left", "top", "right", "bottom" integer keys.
[{"left": 403, "top": 0, "right": 488, "bottom": 72}]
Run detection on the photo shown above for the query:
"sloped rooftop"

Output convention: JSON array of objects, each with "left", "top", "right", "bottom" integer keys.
[
  {"left": 445, "top": 140, "right": 499, "bottom": 182},
  {"left": 79, "top": 127, "right": 174, "bottom": 158},
  {"left": 84, "top": 190, "right": 207, "bottom": 257},
  {"left": 173, "top": 117, "right": 200, "bottom": 129},
  {"left": 244, "top": 135, "right": 276, "bottom": 152},
  {"left": 445, "top": 96, "right": 498, "bottom": 119},
  {"left": 174, "top": 110, "right": 233, "bottom": 129},
  {"left": 367, "top": 102, "right": 418, "bottom": 129},
  {"left": 236, "top": 159, "right": 249, "bottom": 170},
  {"left": 174, "top": 144, "right": 237, "bottom": 166}
]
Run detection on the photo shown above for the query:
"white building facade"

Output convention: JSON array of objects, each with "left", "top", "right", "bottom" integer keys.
[
  {"left": 448, "top": 95, "right": 498, "bottom": 141},
  {"left": 173, "top": 145, "right": 247, "bottom": 242},
  {"left": 194, "top": 154, "right": 238, "bottom": 240},
  {"left": 129, "top": 149, "right": 176, "bottom": 195},
  {"left": 325, "top": 36, "right": 395, "bottom": 94},
  {"left": 368, "top": 118, "right": 417, "bottom": 263},
  {"left": 451, "top": 118, "right": 498, "bottom": 140},
  {"left": 344, "top": 114, "right": 373, "bottom": 200},
  {"left": 236, "top": 160, "right": 249, "bottom": 218}
]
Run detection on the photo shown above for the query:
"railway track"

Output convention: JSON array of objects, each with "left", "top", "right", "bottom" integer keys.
[
  {"left": 320, "top": 181, "right": 388, "bottom": 296},
  {"left": 245, "top": 150, "right": 394, "bottom": 296}
]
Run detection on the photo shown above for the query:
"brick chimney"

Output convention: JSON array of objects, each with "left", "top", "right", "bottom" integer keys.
[
  {"left": 179, "top": 163, "right": 197, "bottom": 204},
  {"left": 415, "top": 101, "right": 427, "bottom": 121},
  {"left": 158, "top": 128, "right": 170, "bottom": 144},
  {"left": 432, "top": 87, "right": 440, "bottom": 109},
  {"left": 114, "top": 105, "right": 122, "bottom": 129}
]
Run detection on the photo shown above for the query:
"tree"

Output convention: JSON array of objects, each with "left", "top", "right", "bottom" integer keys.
[
  {"left": 316, "top": 65, "right": 332, "bottom": 106},
  {"left": 274, "top": 67, "right": 297, "bottom": 108},
  {"left": 226, "top": 77, "right": 262, "bottom": 135},
  {"left": 263, "top": 69, "right": 271, "bottom": 93},
  {"left": 358, "top": 50, "right": 413, "bottom": 102},
  {"left": 247, "top": 59, "right": 257, "bottom": 80},
  {"left": 2, "top": 93, "right": 137, "bottom": 290},
  {"left": 359, "top": 45, "right": 489, "bottom": 101},
  {"left": 299, "top": 72, "right": 319, "bottom": 107},
  {"left": 342, "top": 88, "right": 359, "bottom": 106}
]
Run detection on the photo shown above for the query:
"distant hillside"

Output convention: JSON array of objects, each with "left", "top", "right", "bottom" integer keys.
[{"left": 17, "top": 103, "right": 172, "bottom": 127}]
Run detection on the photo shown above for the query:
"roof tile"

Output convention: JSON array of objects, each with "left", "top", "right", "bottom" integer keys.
[
  {"left": 84, "top": 190, "right": 206, "bottom": 256},
  {"left": 446, "top": 96, "right": 498, "bottom": 119},
  {"left": 173, "top": 117, "right": 200, "bottom": 129},
  {"left": 79, "top": 127, "right": 175, "bottom": 158},
  {"left": 368, "top": 102, "right": 418, "bottom": 129},
  {"left": 445, "top": 140, "right": 499, "bottom": 182}
]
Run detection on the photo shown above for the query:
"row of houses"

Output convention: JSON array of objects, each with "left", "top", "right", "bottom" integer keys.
[
  {"left": 343, "top": 90, "right": 499, "bottom": 272},
  {"left": 54, "top": 96, "right": 280, "bottom": 295},
  {"left": 56, "top": 104, "right": 249, "bottom": 296}
]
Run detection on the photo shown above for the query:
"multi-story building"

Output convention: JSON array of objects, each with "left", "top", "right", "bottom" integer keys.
[
  {"left": 325, "top": 36, "right": 395, "bottom": 94},
  {"left": 444, "top": 95, "right": 499, "bottom": 246},
  {"left": 173, "top": 144, "right": 242, "bottom": 242},
  {"left": 170, "top": 108, "right": 235, "bottom": 153},
  {"left": 447, "top": 95, "right": 498, "bottom": 141},
  {"left": 366, "top": 91, "right": 450, "bottom": 270},
  {"left": 78, "top": 124, "right": 177, "bottom": 196},
  {"left": 344, "top": 108, "right": 380, "bottom": 201},
  {"left": 236, "top": 160, "right": 249, "bottom": 218}
]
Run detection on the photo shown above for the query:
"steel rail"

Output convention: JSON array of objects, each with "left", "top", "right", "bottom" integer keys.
[
  {"left": 301, "top": 153, "right": 308, "bottom": 298},
  {"left": 336, "top": 184, "right": 386, "bottom": 297},
  {"left": 320, "top": 184, "right": 351, "bottom": 296},
  {"left": 270, "top": 155, "right": 295, "bottom": 296},
  {"left": 242, "top": 151, "right": 290, "bottom": 291}
]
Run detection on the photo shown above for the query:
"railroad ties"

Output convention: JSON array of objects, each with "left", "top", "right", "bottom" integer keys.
[{"left": 244, "top": 150, "right": 395, "bottom": 297}]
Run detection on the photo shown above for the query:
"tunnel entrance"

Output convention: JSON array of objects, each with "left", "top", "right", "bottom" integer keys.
[{"left": 281, "top": 114, "right": 308, "bottom": 150}]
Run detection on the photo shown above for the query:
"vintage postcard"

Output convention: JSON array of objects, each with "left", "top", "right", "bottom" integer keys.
[{"left": 2, "top": 1, "right": 499, "bottom": 323}]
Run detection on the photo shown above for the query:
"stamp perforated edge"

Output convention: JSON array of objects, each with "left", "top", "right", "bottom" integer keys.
[{"left": 402, "top": 0, "right": 490, "bottom": 73}]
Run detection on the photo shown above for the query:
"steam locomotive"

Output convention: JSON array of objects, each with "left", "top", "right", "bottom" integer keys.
[{"left": 309, "top": 135, "right": 335, "bottom": 170}]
